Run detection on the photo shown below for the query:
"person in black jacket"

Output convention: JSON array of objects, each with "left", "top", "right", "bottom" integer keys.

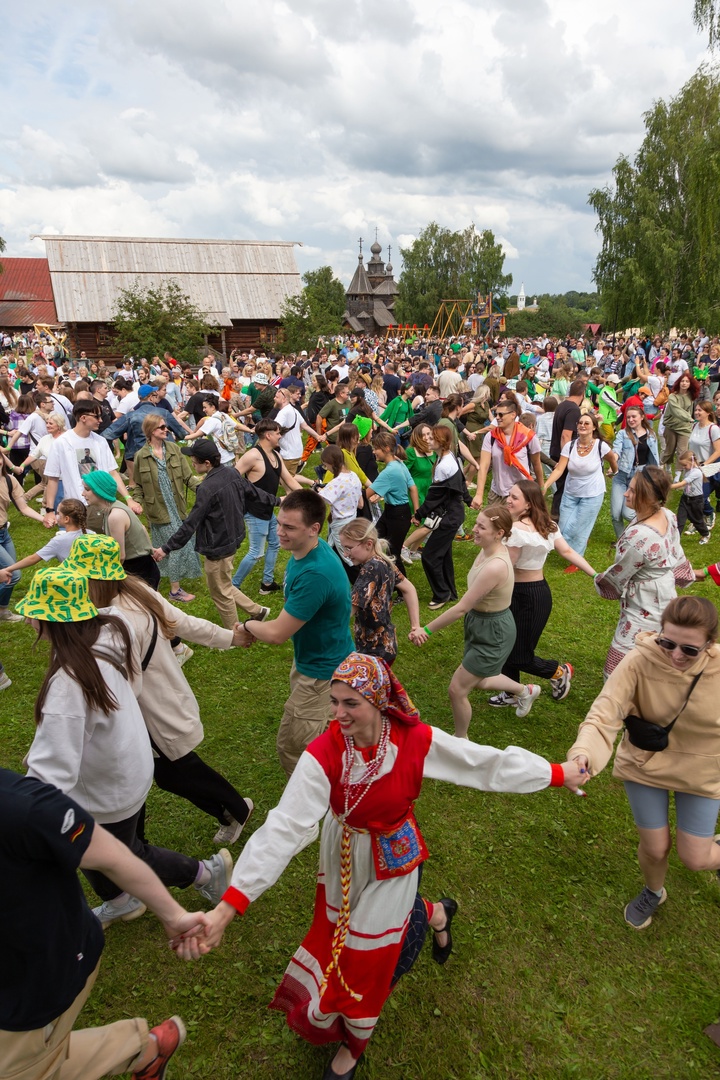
[
  {"left": 412, "top": 425, "right": 470, "bottom": 608},
  {"left": 409, "top": 385, "right": 442, "bottom": 429},
  {"left": 151, "top": 439, "right": 278, "bottom": 628}
]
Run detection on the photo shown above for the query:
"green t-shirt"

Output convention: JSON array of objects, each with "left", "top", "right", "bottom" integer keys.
[
  {"left": 318, "top": 398, "right": 349, "bottom": 442},
  {"left": 283, "top": 538, "right": 354, "bottom": 679}
]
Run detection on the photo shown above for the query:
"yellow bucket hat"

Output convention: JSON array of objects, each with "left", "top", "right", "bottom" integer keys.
[
  {"left": 64, "top": 535, "right": 126, "bottom": 580},
  {"left": 15, "top": 566, "right": 98, "bottom": 623}
]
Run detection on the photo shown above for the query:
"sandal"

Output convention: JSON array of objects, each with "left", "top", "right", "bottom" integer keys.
[{"left": 431, "top": 897, "right": 458, "bottom": 965}]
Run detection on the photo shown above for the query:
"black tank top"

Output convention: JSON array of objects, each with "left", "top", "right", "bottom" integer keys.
[{"left": 254, "top": 445, "right": 282, "bottom": 496}]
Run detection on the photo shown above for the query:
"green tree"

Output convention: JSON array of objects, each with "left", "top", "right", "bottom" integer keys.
[
  {"left": 396, "top": 223, "right": 512, "bottom": 328},
  {"left": 279, "top": 266, "right": 345, "bottom": 352},
  {"left": 109, "top": 280, "right": 217, "bottom": 364},
  {"left": 589, "top": 65, "right": 720, "bottom": 332},
  {"left": 694, "top": 0, "right": 720, "bottom": 46}
]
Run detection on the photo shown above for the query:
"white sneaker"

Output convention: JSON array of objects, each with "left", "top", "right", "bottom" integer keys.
[
  {"left": 0, "top": 610, "right": 22, "bottom": 623},
  {"left": 194, "top": 848, "right": 233, "bottom": 905},
  {"left": 174, "top": 643, "right": 194, "bottom": 667},
  {"left": 488, "top": 691, "right": 518, "bottom": 707},
  {"left": 213, "top": 799, "right": 254, "bottom": 845},
  {"left": 0, "top": 672, "right": 11, "bottom": 690},
  {"left": 402, "top": 547, "right": 413, "bottom": 562},
  {"left": 93, "top": 895, "right": 147, "bottom": 926},
  {"left": 515, "top": 684, "right": 541, "bottom": 718}
]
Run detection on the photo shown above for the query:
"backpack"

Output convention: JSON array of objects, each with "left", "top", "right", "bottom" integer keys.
[
  {"left": 653, "top": 383, "right": 669, "bottom": 409},
  {"left": 215, "top": 414, "right": 242, "bottom": 456}
]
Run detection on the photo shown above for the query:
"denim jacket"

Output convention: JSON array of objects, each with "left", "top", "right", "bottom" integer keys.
[{"left": 612, "top": 427, "right": 659, "bottom": 478}]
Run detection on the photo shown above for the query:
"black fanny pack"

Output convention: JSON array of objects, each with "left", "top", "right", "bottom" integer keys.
[{"left": 624, "top": 673, "right": 701, "bottom": 751}]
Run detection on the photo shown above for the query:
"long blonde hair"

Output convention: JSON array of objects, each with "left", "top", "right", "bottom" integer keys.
[{"left": 338, "top": 518, "right": 395, "bottom": 565}]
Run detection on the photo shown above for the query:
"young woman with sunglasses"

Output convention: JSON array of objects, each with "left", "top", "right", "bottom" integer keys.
[
  {"left": 567, "top": 595, "right": 720, "bottom": 930},
  {"left": 594, "top": 465, "right": 695, "bottom": 678}
]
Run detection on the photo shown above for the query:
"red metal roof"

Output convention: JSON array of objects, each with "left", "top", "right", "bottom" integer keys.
[{"left": 0, "top": 258, "right": 58, "bottom": 326}]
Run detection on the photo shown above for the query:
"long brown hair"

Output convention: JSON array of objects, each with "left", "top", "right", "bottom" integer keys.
[
  {"left": 87, "top": 574, "right": 178, "bottom": 640},
  {"left": 372, "top": 431, "right": 407, "bottom": 460},
  {"left": 513, "top": 481, "right": 557, "bottom": 538},
  {"left": 35, "top": 613, "right": 136, "bottom": 724}
]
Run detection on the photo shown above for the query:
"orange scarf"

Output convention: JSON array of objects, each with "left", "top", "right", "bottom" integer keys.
[{"left": 489, "top": 422, "right": 535, "bottom": 480}]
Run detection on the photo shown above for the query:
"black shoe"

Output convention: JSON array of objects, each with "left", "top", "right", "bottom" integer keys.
[
  {"left": 431, "top": 897, "right": 458, "bottom": 965},
  {"left": 321, "top": 1049, "right": 361, "bottom": 1079},
  {"left": 259, "top": 581, "right": 281, "bottom": 594}
]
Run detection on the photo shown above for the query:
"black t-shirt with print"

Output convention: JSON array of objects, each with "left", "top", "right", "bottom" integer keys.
[{"left": 0, "top": 770, "right": 103, "bottom": 1030}]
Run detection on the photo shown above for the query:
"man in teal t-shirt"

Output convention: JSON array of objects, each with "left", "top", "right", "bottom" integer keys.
[{"left": 238, "top": 489, "right": 353, "bottom": 777}]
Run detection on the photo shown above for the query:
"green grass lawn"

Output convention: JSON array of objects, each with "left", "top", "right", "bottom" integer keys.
[{"left": 2, "top": 483, "right": 720, "bottom": 1079}]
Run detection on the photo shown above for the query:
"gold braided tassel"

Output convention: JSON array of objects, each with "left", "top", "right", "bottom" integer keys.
[{"left": 319, "top": 825, "right": 362, "bottom": 1002}]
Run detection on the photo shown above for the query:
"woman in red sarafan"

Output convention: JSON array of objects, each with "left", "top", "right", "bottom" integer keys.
[{"left": 173, "top": 653, "right": 584, "bottom": 1079}]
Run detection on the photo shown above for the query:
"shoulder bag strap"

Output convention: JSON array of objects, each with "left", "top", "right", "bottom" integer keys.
[
  {"left": 141, "top": 614, "right": 159, "bottom": 671},
  {"left": 665, "top": 672, "right": 702, "bottom": 734}
]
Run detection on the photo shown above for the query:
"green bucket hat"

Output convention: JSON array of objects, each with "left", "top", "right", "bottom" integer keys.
[
  {"left": 82, "top": 470, "right": 118, "bottom": 503},
  {"left": 64, "top": 535, "right": 126, "bottom": 580},
  {"left": 15, "top": 566, "right": 98, "bottom": 623},
  {"left": 353, "top": 416, "right": 373, "bottom": 439}
]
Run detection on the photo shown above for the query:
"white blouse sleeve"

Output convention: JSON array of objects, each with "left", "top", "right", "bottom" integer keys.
[
  {"left": 228, "top": 751, "right": 331, "bottom": 904},
  {"left": 423, "top": 726, "right": 552, "bottom": 792}
]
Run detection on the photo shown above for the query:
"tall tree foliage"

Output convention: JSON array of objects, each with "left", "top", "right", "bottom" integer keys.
[
  {"left": 110, "top": 280, "right": 217, "bottom": 364},
  {"left": 694, "top": 0, "right": 720, "bottom": 46},
  {"left": 280, "top": 266, "right": 346, "bottom": 352},
  {"left": 396, "top": 224, "right": 512, "bottom": 328},
  {"left": 589, "top": 66, "right": 720, "bottom": 332}
]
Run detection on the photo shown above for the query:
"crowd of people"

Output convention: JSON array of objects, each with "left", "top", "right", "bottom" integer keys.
[{"left": 2, "top": 326, "right": 720, "bottom": 1079}]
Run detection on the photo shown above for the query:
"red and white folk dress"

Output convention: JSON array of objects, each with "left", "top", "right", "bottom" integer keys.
[{"left": 222, "top": 719, "right": 562, "bottom": 1058}]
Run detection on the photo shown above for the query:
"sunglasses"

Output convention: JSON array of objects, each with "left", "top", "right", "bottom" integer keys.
[
  {"left": 656, "top": 636, "right": 708, "bottom": 658},
  {"left": 155, "top": 424, "right": 168, "bottom": 431}
]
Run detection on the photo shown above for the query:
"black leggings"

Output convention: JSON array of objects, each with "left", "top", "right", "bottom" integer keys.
[
  {"left": 151, "top": 745, "right": 250, "bottom": 827},
  {"left": 377, "top": 503, "right": 411, "bottom": 575},
  {"left": 502, "top": 579, "right": 559, "bottom": 683},
  {"left": 83, "top": 806, "right": 199, "bottom": 902}
]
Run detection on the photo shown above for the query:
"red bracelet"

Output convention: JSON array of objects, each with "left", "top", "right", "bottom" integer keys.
[{"left": 549, "top": 763, "right": 565, "bottom": 787}]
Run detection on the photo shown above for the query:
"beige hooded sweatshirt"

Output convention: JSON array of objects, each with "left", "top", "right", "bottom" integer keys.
[{"left": 567, "top": 630, "right": 720, "bottom": 796}]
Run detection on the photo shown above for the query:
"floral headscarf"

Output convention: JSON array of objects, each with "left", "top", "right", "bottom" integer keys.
[{"left": 332, "top": 652, "right": 421, "bottom": 725}]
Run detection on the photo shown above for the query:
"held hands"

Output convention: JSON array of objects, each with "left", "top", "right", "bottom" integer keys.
[
  {"left": 169, "top": 902, "right": 236, "bottom": 959},
  {"left": 151, "top": 547, "right": 166, "bottom": 562},
  {"left": 43, "top": 511, "right": 56, "bottom": 529},
  {"left": 408, "top": 626, "right": 429, "bottom": 646},
  {"left": 128, "top": 498, "right": 143, "bottom": 515},
  {"left": 232, "top": 621, "right": 255, "bottom": 648},
  {"left": 562, "top": 757, "right": 589, "bottom": 794},
  {"left": 0, "top": 568, "right": 11, "bottom": 585},
  {"left": 470, "top": 496, "right": 483, "bottom": 511}
]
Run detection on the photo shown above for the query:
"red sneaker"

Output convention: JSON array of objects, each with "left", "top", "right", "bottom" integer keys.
[{"left": 132, "top": 1016, "right": 186, "bottom": 1080}]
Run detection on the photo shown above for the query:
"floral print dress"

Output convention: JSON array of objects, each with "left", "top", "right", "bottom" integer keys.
[{"left": 594, "top": 508, "right": 694, "bottom": 677}]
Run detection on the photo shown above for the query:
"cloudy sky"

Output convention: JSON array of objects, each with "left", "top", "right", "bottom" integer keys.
[{"left": 1, "top": 0, "right": 708, "bottom": 295}]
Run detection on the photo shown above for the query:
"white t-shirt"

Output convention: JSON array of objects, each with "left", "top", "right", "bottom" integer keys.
[
  {"left": 275, "top": 403, "right": 303, "bottom": 459},
  {"left": 467, "top": 373, "right": 485, "bottom": 391},
  {"left": 31, "top": 433, "right": 55, "bottom": 462},
  {"left": 320, "top": 472, "right": 362, "bottom": 518},
  {"left": 48, "top": 392, "right": 73, "bottom": 418},
  {"left": 667, "top": 359, "right": 689, "bottom": 387},
  {"left": 44, "top": 430, "right": 118, "bottom": 501},
  {"left": 35, "top": 529, "right": 83, "bottom": 563},
  {"left": 561, "top": 439, "right": 612, "bottom": 498},
  {"left": 116, "top": 391, "right": 139, "bottom": 416},
  {"left": 19, "top": 412, "right": 48, "bottom": 446},
  {"left": 197, "top": 415, "right": 234, "bottom": 464},
  {"left": 434, "top": 454, "right": 460, "bottom": 482}
]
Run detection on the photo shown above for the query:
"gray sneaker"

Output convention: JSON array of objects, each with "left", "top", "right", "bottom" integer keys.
[
  {"left": 93, "top": 895, "right": 147, "bottom": 926},
  {"left": 194, "top": 848, "right": 233, "bottom": 906},
  {"left": 624, "top": 886, "right": 667, "bottom": 929},
  {"left": 213, "top": 799, "right": 254, "bottom": 845}
]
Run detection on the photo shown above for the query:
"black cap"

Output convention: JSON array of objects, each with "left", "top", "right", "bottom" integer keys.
[{"left": 181, "top": 438, "right": 221, "bottom": 463}]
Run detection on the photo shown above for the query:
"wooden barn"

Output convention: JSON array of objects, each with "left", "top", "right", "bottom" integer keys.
[
  {"left": 0, "top": 258, "right": 58, "bottom": 328},
  {"left": 35, "top": 235, "right": 302, "bottom": 359}
]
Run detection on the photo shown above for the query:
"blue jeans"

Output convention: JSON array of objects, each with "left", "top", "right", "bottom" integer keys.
[
  {"left": 232, "top": 513, "right": 280, "bottom": 588},
  {"left": 559, "top": 492, "right": 605, "bottom": 556},
  {"left": 0, "top": 526, "right": 20, "bottom": 608},
  {"left": 611, "top": 473, "right": 634, "bottom": 538}
]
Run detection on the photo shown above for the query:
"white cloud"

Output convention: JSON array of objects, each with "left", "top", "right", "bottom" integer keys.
[{"left": 0, "top": 0, "right": 709, "bottom": 293}]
